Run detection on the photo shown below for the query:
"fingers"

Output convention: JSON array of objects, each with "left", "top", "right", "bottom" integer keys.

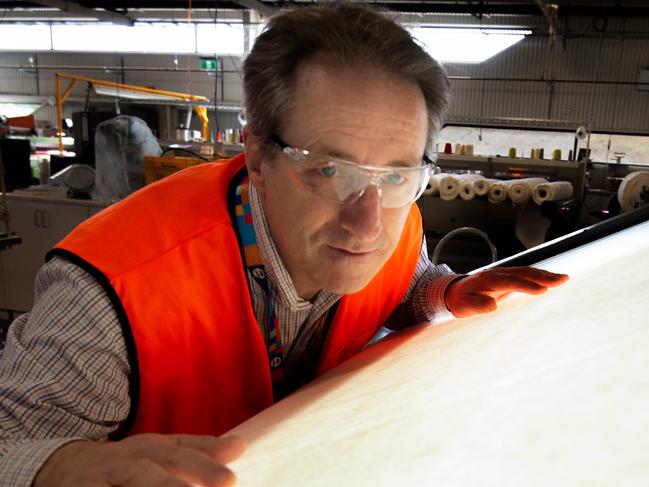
[
  {"left": 172, "top": 435, "right": 246, "bottom": 465},
  {"left": 493, "top": 267, "right": 569, "bottom": 287},
  {"left": 110, "top": 459, "right": 194, "bottom": 487},
  {"left": 154, "top": 444, "right": 235, "bottom": 487},
  {"left": 36, "top": 434, "right": 243, "bottom": 487},
  {"left": 102, "top": 435, "right": 242, "bottom": 487},
  {"left": 444, "top": 265, "right": 569, "bottom": 319},
  {"left": 476, "top": 267, "right": 568, "bottom": 295},
  {"left": 483, "top": 272, "right": 548, "bottom": 295}
]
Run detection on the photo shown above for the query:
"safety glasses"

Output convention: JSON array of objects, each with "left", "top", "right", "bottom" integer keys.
[{"left": 271, "top": 135, "right": 435, "bottom": 208}]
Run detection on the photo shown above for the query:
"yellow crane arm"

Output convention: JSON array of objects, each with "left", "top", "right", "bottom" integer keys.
[{"left": 55, "top": 72, "right": 210, "bottom": 153}]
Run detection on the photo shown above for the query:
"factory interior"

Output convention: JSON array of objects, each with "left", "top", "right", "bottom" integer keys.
[{"left": 1, "top": 1, "right": 649, "bottom": 485}]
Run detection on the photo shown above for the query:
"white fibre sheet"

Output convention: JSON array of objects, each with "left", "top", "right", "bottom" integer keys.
[{"left": 227, "top": 220, "right": 649, "bottom": 487}]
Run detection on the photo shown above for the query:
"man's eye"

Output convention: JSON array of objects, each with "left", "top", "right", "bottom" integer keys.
[
  {"left": 383, "top": 172, "right": 406, "bottom": 185},
  {"left": 318, "top": 165, "right": 338, "bottom": 177}
]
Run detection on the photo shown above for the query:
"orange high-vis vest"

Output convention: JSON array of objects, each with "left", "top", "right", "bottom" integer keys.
[{"left": 50, "top": 153, "right": 423, "bottom": 438}]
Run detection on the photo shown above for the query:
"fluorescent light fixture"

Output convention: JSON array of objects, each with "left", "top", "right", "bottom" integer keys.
[
  {"left": 197, "top": 23, "right": 245, "bottom": 56},
  {"left": 0, "top": 102, "right": 43, "bottom": 118},
  {"left": 0, "top": 24, "right": 52, "bottom": 50},
  {"left": 51, "top": 22, "right": 196, "bottom": 53},
  {"left": 0, "top": 22, "right": 255, "bottom": 55},
  {"left": 408, "top": 27, "right": 531, "bottom": 64},
  {"left": 0, "top": 95, "right": 53, "bottom": 118}
]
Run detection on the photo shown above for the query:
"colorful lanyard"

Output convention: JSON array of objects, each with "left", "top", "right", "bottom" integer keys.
[{"left": 232, "top": 174, "right": 285, "bottom": 388}]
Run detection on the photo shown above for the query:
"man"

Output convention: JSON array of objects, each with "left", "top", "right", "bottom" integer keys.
[{"left": 0, "top": 4, "right": 567, "bottom": 486}]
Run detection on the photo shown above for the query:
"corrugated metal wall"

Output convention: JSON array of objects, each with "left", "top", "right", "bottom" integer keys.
[
  {"left": 447, "top": 33, "right": 649, "bottom": 134},
  {"left": 2, "top": 19, "right": 649, "bottom": 134},
  {"left": 445, "top": 16, "right": 649, "bottom": 133},
  {"left": 0, "top": 52, "right": 40, "bottom": 96}
]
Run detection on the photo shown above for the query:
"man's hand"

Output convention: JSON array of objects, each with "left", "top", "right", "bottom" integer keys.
[
  {"left": 35, "top": 433, "right": 246, "bottom": 487},
  {"left": 445, "top": 266, "right": 569, "bottom": 318}
]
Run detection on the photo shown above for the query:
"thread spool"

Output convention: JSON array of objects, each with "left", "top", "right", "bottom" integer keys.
[
  {"left": 508, "top": 147, "right": 517, "bottom": 158},
  {"left": 552, "top": 149, "right": 562, "bottom": 161},
  {"left": 459, "top": 145, "right": 466, "bottom": 156},
  {"left": 465, "top": 144, "right": 474, "bottom": 156},
  {"left": 444, "top": 143, "right": 453, "bottom": 154}
]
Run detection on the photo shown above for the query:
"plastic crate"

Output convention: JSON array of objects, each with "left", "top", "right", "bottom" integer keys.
[{"left": 144, "top": 156, "right": 204, "bottom": 185}]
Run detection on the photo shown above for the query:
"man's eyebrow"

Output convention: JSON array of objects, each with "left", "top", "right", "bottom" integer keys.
[
  {"left": 314, "top": 145, "right": 424, "bottom": 167},
  {"left": 312, "top": 144, "right": 353, "bottom": 161}
]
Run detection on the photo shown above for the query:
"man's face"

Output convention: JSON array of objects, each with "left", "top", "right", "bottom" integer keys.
[{"left": 245, "top": 61, "right": 429, "bottom": 300}]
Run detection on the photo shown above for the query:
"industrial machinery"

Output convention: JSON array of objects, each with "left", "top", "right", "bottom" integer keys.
[
  {"left": 436, "top": 153, "right": 588, "bottom": 200},
  {"left": 419, "top": 152, "right": 648, "bottom": 271}
]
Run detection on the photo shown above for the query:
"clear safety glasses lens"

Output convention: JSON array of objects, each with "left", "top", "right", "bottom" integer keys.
[{"left": 282, "top": 147, "right": 433, "bottom": 209}]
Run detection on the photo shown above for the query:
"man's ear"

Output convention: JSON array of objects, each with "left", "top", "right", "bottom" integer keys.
[{"left": 243, "top": 126, "right": 266, "bottom": 194}]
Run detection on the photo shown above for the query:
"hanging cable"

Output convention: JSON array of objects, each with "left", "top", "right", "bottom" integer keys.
[
  {"left": 478, "top": 12, "right": 486, "bottom": 142},
  {"left": 585, "top": 18, "right": 606, "bottom": 157},
  {"left": 185, "top": 0, "right": 194, "bottom": 99},
  {"left": 214, "top": 3, "right": 220, "bottom": 139},
  {"left": 605, "top": 16, "right": 625, "bottom": 164}
]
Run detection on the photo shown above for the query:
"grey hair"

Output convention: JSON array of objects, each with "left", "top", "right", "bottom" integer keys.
[{"left": 242, "top": 3, "right": 450, "bottom": 154}]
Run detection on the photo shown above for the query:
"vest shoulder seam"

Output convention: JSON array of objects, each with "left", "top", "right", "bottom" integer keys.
[{"left": 111, "top": 219, "right": 234, "bottom": 280}]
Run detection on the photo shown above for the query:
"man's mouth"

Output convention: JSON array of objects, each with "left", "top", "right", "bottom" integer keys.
[{"left": 327, "top": 245, "right": 377, "bottom": 257}]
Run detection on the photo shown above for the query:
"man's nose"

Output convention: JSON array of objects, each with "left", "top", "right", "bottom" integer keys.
[{"left": 339, "top": 184, "right": 383, "bottom": 242}]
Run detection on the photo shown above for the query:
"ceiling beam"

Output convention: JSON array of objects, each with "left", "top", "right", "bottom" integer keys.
[
  {"left": 27, "top": 0, "right": 134, "bottom": 25},
  {"left": 3, "top": 1, "right": 649, "bottom": 18},
  {"left": 232, "top": 0, "right": 275, "bottom": 19}
]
